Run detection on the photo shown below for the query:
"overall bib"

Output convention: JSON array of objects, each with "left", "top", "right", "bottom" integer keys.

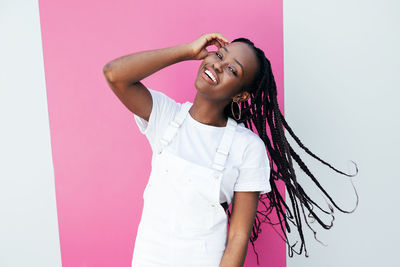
[{"left": 131, "top": 102, "right": 238, "bottom": 267}]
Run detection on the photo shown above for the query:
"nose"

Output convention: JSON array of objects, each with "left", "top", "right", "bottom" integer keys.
[{"left": 213, "top": 61, "right": 227, "bottom": 73}]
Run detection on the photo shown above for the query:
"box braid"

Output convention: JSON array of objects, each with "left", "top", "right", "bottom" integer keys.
[{"left": 222, "top": 37, "right": 359, "bottom": 264}]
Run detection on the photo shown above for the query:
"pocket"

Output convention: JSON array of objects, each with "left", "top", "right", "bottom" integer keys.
[
  {"left": 179, "top": 189, "right": 214, "bottom": 231},
  {"left": 174, "top": 175, "right": 215, "bottom": 231}
]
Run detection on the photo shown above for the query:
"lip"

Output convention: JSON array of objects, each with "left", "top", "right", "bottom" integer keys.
[
  {"left": 204, "top": 66, "right": 219, "bottom": 84},
  {"left": 201, "top": 69, "right": 216, "bottom": 85}
]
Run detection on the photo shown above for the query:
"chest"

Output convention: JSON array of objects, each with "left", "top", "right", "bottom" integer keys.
[{"left": 162, "top": 121, "right": 243, "bottom": 204}]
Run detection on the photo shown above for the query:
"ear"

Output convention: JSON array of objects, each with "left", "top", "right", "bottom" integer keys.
[
  {"left": 241, "top": 91, "right": 250, "bottom": 101},
  {"left": 233, "top": 90, "right": 250, "bottom": 102}
]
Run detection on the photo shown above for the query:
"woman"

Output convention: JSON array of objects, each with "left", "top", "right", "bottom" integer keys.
[{"left": 103, "top": 32, "right": 358, "bottom": 267}]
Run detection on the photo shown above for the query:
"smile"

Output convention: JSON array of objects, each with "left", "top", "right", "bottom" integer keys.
[{"left": 201, "top": 67, "right": 218, "bottom": 85}]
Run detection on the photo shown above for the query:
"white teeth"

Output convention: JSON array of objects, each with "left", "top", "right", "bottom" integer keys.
[{"left": 205, "top": 69, "right": 217, "bottom": 83}]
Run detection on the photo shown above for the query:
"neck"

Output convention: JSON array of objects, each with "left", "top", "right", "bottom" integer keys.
[{"left": 189, "top": 93, "right": 228, "bottom": 127}]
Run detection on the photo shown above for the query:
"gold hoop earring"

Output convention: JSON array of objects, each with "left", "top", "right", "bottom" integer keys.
[{"left": 231, "top": 99, "right": 241, "bottom": 120}]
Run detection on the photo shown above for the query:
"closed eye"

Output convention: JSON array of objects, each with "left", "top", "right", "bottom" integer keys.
[{"left": 215, "top": 52, "right": 238, "bottom": 76}]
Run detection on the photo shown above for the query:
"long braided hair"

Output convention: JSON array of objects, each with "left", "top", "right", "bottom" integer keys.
[{"left": 222, "top": 37, "right": 359, "bottom": 264}]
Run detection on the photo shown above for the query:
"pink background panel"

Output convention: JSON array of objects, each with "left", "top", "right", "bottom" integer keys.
[{"left": 38, "top": 0, "right": 284, "bottom": 266}]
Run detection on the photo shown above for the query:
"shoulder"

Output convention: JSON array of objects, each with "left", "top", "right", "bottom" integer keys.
[
  {"left": 149, "top": 88, "right": 183, "bottom": 119},
  {"left": 149, "top": 88, "right": 181, "bottom": 108},
  {"left": 235, "top": 123, "right": 265, "bottom": 148},
  {"left": 133, "top": 88, "right": 183, "bottom": 150},
  {"left": 233, "top": 123, "right": 268, "bottom": 165}
]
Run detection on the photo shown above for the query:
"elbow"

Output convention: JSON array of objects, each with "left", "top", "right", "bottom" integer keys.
[
  {"left": 103, "top": 63, "right": 114, "bottom": 82},
  {"left": 227, "top": 232, "right": 249, "bottom": 243}
]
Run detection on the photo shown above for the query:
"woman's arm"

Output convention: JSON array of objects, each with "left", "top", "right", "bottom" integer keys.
[
  {"left": 103, "top": 43, "right": 192, "bottom": 85},
  {"left": 219, "top": 191, "right": 260, "bottom": 267},
  {"left": 102, "top": 43, "right": 192, "bottom": 121}
]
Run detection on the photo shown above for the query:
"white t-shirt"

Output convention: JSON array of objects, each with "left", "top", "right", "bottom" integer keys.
[{"left": 134, "top": 88, "right": 271, "bottom": 205}]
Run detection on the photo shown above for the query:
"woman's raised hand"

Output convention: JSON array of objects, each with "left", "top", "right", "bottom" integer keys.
[{"left": 187, "top": 33, "right": 230, "bottom": 60}]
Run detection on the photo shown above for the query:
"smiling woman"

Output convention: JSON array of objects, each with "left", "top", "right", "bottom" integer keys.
[{"left": 103, "top": 32, "right": 359, "bottom": 267}]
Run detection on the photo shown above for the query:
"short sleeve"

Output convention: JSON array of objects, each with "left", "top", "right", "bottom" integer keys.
[
  {"left": 133, "top": 88, "right": 180, "bottom": 150},
  {"left": 233, "top": 135, "right": 272, "bottom": 195}
]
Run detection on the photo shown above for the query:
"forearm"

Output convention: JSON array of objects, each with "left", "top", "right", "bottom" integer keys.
[
  {"left": 219, "top": 234, "right": 249, "bottom": 267},
  {"left": 103, "top": 43, "right": 192, "bottom": 84}
]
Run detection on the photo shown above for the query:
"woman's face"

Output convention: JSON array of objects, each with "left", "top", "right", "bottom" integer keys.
[{"left": 194, "top": 41, "right": 259, "bottom": 102}]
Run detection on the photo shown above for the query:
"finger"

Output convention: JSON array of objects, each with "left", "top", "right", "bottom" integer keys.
[
  {"left": 213, "top": 32, "right": 229, "bottom": 43},
  {"left": 206, "top": 32, "right": 228, "bottom": 45},
  {"left": 206, "top": 39, "right": 221, "bottom": 50},
  {"left": 213, "top": 39, "right": 222, "bottom": 49},
  {"left": 216, "top": 36, "right": 229, "bottom": 47}
]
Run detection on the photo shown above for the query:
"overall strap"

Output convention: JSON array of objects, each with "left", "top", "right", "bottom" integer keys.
[
  {"left": 157, "top": 102, "right": 191, "bottom": 154},
  {"left": 211, "top": 117, "right": 238, "bottom": 171}
]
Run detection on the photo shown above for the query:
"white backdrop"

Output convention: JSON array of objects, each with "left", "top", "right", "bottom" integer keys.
[
  {"left": 0, "top": 0, "right": 61, "bottom": 266},
  {"left": 284, "top": 0, "right": 400, "bottom": 266}
]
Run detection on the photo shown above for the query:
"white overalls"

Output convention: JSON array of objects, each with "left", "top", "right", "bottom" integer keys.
[{"left": 131, "top": 101, "right": 238, "bottom": 267}]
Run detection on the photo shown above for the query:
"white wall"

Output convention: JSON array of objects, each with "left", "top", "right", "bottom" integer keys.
[
  {"left": 0, "top": 0, "right": 61, "bottom": 266},
  {"left": 284, "top": 0, "right": 400, "bottom": 266}
]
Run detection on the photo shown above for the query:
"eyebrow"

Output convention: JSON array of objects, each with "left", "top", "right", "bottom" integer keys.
[{"left": 222, "top": 46, "right": 245, "bottom": 76}]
